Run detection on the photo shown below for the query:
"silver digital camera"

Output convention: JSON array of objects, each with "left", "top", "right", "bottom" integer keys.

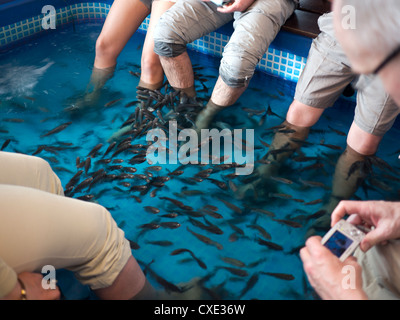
[{"left": 321, "top": 219, "right": 366, "bottom": 262}]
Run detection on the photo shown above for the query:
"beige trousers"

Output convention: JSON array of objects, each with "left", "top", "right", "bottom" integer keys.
[{"left": 0, "top": 151, "right": 137, "bottom": 298}]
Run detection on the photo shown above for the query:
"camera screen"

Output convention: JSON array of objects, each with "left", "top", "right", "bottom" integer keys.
[{"left": 323, "top": 230, "right": 353, "bottom": 258}]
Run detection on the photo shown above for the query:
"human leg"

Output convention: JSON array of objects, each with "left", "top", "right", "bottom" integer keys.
[
  {"left": 139, "top": 0, "right": 175, "bottom": 89},
  {"left": 72, "top": 0, "right": 150, "bottom": 110},
  {"left": 0, "top": 151, "right": 64, "bottom": 195},
  {"left": 0, "top": 185, "right": 146, "bottom": 299},
  {"left": 195, "top": 0, "right": 296, "bottom": 130},
  {"left": 154, "top": 0, "right": 232, "bottom": 99}
]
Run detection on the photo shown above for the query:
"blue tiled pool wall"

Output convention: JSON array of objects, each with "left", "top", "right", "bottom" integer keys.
[{"left": 0, "top": 0, "right": 311, "bottom": 82}]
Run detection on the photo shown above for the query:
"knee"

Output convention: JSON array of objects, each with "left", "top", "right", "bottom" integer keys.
[
  {"left": 141, "top": 52, "right": 161, "bottom": 75},
  {"left": 95, "top": 35, "right": 118, "bottom": 61},
  {"left": 153, "top": 19, "right": 187, "bottom": 58},
  {"left": 219, "top": 55, "right": 255, "bottom": 88}
]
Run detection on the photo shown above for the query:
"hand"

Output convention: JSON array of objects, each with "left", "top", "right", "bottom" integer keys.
[
  {"left": 216, "top": 0, "right": 255, "bottom": 13},
  {"left": 16, "top": 272, "right": 60, "bottom": 300},
  {"left": 300, "top": 236, "right": 367, "bottom": 300},
  {"left": 331, "top": 200, "right": 400, "bottom": 251}
]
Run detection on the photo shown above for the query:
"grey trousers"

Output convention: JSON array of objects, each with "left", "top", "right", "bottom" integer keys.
[{"left": 153, "top": 0, "right": 296, "bottom": 87}]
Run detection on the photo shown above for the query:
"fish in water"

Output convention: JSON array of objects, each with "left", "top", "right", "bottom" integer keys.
[
  {"left": 255, "top": 237, "right": 283, "bottom": 251},
  {"left": 270, "top": 176, "right": 293, "bottom": 185},
  {"left": 87, "top": 143, "right": 103, "bottom": 158},
  {"left": 260, "top": 271, "right": 294, "bottom": 281},
  {"left": 217, "top": 198, "right": 243, "bottom": 215},
  {"left": 219, "top": 256, "right": 246, "bottom": 268},
  {"left": 188, "top": 217, "right": 223, "bottom": 235},
  {"left": 145, "top": 240, "right": 174, "bottom": 247},
  {"left": 186, "top": 227, "right": 223, "bottom": 250},
  {"left": 272, "top": 218, "right": 302, "bottom": 228},
  {"left": 216, "top": 266, "right": 248, "bottom": 277},
  {"left": 40, "top": 122, "right": 72, "bottom": 138},
  {"left": 104, "top": 98, "right": 122, "bottom": 108},
  {"left": 144, "top": 206, "right": 160, "bottom": 214},
  {"left": 249, "top": 208, "right": 275, "bottom": 217},
  {"left": 239, "top": 272, "right": 259, "bottom": 298},
  {"left": 170, "top": 248, "right": 207, "bottom": 269},
  {"left": 160, "top": 221, "right": 181, "bottom": 229},
  {"left": 1, "top": 138, "right": 11, "bottom": 151},
  {"left": 246, "top": 224, "right": 271, "bottom": 240}
]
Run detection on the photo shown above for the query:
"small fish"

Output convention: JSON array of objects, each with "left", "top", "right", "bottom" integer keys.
[
  {"left": 260, "top": 271, "right": 294, "bottom": 281},
  {"left": 217, "top": 198, "right": 243, "bottom": 215},
  {"left": 170, "top": 248, "right": 207, "bottom": 269},
  {"left": 84, "top": 157, "right": 91, "bottom": 174},
  {"left": 300, "top": 163, "right": 324, "bottom": 172},
  {"left": 255, "top": 237, "right": 283, "bottom": 251},
  {"left": 272, "top": 218, "right": 302, "bottom": 228},
  {"left": 268, "top": 192, "right": 292, "bottom": 199},
  {"left": 138, "top": 223, "right": 160, "bottom": 229},
  {"left": 328, "top": 126, "right": 346, "bottom": 136},
  {"left": 304, "top": 199, "right": 323, "bottom": 205},
  {"left": 188, "top": 217, "right": 223, "bottom": 235},
  {"left": 128, "top": 240, "right": 140, "bottom": 250},
  {"left": 299, "top": 178, "right": 329, "bottom": 189},
  {"left": 145, "top": 265, "right": 185, "bottom": 293},
  {"left": 74, "top": 177, "right": 93, "bottom": 193},
  {"left": 207, "top": 178, "right": 228, "bottom": 190},
  {"left": 217, "top": 266, "right": 248, "bottom": 277},
  {"left": 186, "top": 227, "right": 223, "bottom": 250},
  {"left": 160, "top": 221, "right": 181, "bottom": 229},
  {"left": 104, "top": 98, "right": 122, "bottom": 108},
  {"left": 319, "top": 142, "right": 342, "bottom": 150},
  {"left": 241, "top": 107, "right": 266, "bottom": 115},
  {"left": 239, "top": 273, "right": 259, "bottom": 298},
  {"left": 40, "top": 122, "right": 72, "bottom": 137},
  {"left": 270, "top": 176, "right": 293, "bottom": 185},
  {"left": 145, "top": 240, "right": 173, "bottom": 247},
  {"left": 246, "top": 224, "right": 271, "bottom": 240},
  {"left": 144, "top": 206, "right": 160, "bottom": 214},
  {"left": 220, "top": 256, "right": 246, "bottom": 268},
  {"left": 103, "top": 141, "right": 116, "bottom": 158},
  {"left": 87, "top": 143, "right": 103, "bottom": 158},
  {"left": 3, "top": 118, "right": 25, "bottom": 123},
  {"left": 249, "top": 208, "right": 275, "bottom": 217},
  {"left": 266, "top": 104, "right": 283, "bottom": 119},
  {"left": 160, "top": 213, "right": 178, "bottom": 218},
  {"left": 1, "top": 138, "right": 11, "bottom": 151}
]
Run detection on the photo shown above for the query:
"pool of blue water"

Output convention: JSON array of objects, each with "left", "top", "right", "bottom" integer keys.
[{"left": 1, "top": 22, "right": 400, "bottom": 300}]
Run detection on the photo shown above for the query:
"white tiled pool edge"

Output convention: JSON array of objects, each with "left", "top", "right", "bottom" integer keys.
[{"left": 0, "top": 2, "right": 307, "bottom": 82}]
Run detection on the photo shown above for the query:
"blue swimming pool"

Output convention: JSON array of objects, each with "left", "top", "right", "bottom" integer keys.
[{"left": 1, "top": 5, "right": 400, "bottom": 301}]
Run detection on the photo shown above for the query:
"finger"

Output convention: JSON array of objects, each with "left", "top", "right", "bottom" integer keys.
[
  {"left": 331, "top": 200, "right": 368, "bottom": 227},
  {"left": 305, "top": 236, "right": 338, "bottom": 261},
  {"left": 44, "top": 286, "right": 61, "bottom": 300},
  {"left": 360, "top": 229, "right": 385, "bottom": 252},
  {"left": 217, "top": 2, "right": 237, "bottom": 13},
  {"left": 299, "top": 246, "right": 310, "bottom": 264}
]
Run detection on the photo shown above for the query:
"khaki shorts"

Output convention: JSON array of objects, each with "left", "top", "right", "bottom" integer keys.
[
  {"left": 354, "top": 240, "right": 400, "bottom": 300},
  {"left": 294, "top": 13, "right": 399, "bottom": 136},
  {"left": 0, "top": 152, "right": 136, "bottom": 297}
]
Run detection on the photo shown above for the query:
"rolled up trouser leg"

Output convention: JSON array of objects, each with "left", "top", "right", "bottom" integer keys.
[
  {"left": 153, "top": 0, "right": 232, "bottom": 58},
  {"left": 354, "top": 240, "right": 400, "bottom": 300},
  {"left": 0, "top": 185, "right": 139, "bottom": 292},
  {"left": 0, "top": 151, "right": 64, "bottom": 195},
  {"left": 219, "top": 0, "right": 295, "bottom": 88}
]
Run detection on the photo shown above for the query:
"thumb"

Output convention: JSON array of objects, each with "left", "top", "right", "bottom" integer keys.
[{"left": 361, "top": 229, "right": 385, "bottom": 251}]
